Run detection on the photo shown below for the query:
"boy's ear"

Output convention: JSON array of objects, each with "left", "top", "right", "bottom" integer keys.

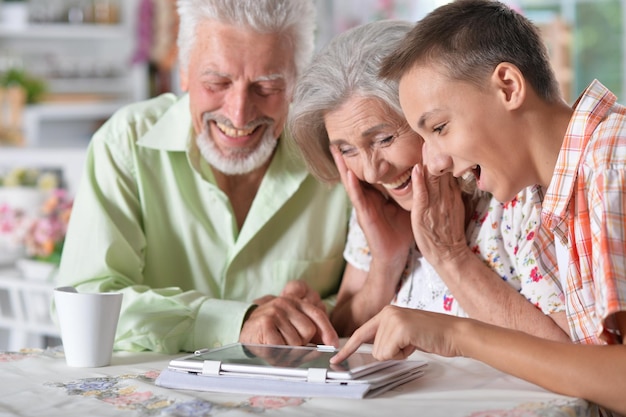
[{"left": 491, "top": 62, "right": 525, "bottom": 110}]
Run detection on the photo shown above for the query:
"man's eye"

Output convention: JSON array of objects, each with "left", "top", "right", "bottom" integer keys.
[
  {"left": 206, "top": 82, "right": 229, "bottom": 91},
  {"left": 255, "top": 85, "right": 284, "bottom": 97}
]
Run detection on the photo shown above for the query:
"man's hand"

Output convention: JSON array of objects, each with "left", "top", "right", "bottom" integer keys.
[
  {"left": 252, "top": 280, "right": 326, "bottom": 312},
  {"left": 242, "top": 281, "right": 338, "bottom": 347},
  {"left": 279, "top": 280, "right": 326, "bottom": 313}
]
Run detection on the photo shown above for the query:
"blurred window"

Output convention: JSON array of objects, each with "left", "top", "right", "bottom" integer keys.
[
  {"left": 317, "top": 0, "right": 626, "bottom": 104},
  {"left": 522, "top": 0, "right": 624, "bottom": 103}
]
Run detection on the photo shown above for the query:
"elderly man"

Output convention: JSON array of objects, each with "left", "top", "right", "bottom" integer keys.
[{"left": 56, "top": 0, "right": 350, "bottom": 354}]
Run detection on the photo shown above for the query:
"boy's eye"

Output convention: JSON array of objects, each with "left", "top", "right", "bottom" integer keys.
[{"left": 433, "top": 123, "right": 447, "bottom": 134}]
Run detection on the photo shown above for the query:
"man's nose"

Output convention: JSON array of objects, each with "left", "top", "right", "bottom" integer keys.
[
  {"left": 223, "top": 85, "right": 255, "bottom": 128},
  {"left": 422, "top": 141, "right": 452, "bottom": 176}
]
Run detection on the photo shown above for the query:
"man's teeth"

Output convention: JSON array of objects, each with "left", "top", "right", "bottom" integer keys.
[
  {"left": 216, "top": 123, "right": 255, "bottom": 137},
  {"left": 382, "top": 170, "right": 411, "bottom": 189}
]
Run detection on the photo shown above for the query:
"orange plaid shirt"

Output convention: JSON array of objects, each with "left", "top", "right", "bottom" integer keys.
[{"left": 539, "top": 80, "right": 626, "bottom": 345}]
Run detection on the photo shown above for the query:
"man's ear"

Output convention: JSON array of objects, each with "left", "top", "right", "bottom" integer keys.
[
  {"left": 491, "top": 62, "right": 525, "bottom": 110},
  {"left": 179, "top": 66, "right": 189, "bottom": 92}
]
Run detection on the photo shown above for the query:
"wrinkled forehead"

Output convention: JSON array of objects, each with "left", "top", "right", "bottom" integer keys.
[
  {"left": 325, "top": 96, "right": 406, "bottom": 136},
  {"left": 193, "top": 21, "right": 297, "bottom": 82}
]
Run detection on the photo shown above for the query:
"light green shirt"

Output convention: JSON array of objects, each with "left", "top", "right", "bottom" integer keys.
[{"left": 57, "top": 93, "right": 351, "bottom": 354}]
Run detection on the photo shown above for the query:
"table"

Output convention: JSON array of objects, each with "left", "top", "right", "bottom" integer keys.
[{"left": 0, "top": 345, "right": 594, "bottom": 417}]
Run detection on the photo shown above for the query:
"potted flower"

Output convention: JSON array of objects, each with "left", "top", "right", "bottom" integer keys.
[
  {"left": 22, "top": 188, "right": 72, "bottom": 264},
  {"left": 0, "top": 167, "right": 58, "bottom": 215},
  {"left": 0, "top": 199, "right": 27, "bottom": 265},
  {"left": 0, "top": 167, "right": 72, "bottom": 279}
]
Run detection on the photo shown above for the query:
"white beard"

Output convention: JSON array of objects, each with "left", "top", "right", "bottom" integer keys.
[{"left": 196, "top": 116, "right": 278, "bottom": 176}]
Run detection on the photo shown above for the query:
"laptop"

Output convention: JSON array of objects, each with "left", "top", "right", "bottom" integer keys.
[
  {"left": 158, "top": 343, "right": 427, "bottom": 398},
  {"left": 168, "top": 342, "right": 400, "bottom": 380}
]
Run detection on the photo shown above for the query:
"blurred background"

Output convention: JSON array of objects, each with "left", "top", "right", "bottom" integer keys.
[
  {"left": 320, "top": 0, "right": 625, "bottom": 105},
  {"left": 0, "top": 0, "right": 624, "bottom": 350},
  {"left": 0, "top": 0, "right": 622, "bottom": 149}
]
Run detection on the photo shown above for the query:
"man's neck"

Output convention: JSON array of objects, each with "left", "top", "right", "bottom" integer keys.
[{"left": 212, "top": 159, "right": 272, "bottom": 230}]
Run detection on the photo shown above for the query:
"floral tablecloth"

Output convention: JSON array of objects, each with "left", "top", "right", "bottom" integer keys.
[{"left": 0, "top": 346, "right": 593, "bottom": 417}]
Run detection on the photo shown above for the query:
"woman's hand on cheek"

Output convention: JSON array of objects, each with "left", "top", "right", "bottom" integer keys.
[
  {"left": 331, "top": 146, "right": 412, "bottom": 264},
  {"left": 410, "top": 165, "right": 468, "bottom": 268},
  {"left": 331, "top": 145, "right": 378, "bottom": 209}
]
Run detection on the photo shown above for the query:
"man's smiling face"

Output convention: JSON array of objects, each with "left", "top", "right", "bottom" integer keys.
[{"left": 180, "top": 21, "right": 295, "bottom": 175}]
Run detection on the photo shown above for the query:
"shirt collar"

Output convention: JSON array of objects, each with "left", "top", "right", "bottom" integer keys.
[
  {"left": 134, "top": 93, "right": 309, "bottom": 187},
  {"left": 137, "top": 94, "right": 192, "bottom": 151},
  {"left": 542, "top": 79, "right": 617, "bottom": 232}
]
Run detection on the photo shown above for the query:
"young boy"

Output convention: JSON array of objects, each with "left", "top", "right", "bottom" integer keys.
[{"left": 331, "top": 0, "right": 626, "bottom": 414}]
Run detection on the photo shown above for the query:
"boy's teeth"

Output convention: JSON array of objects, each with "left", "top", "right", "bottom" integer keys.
[{"left": 461, "top": 165, "right": 478, "bottom": 180}]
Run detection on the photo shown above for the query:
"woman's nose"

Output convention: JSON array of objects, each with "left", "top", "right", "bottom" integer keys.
[{"left": 361, "top": 153, "right": 388, "bottom": 184}]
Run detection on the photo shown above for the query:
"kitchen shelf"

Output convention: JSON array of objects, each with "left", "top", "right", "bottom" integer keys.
[
  {"left": 23, "top": 100, "right": 131, "bottom": 147},
  {"left": 0, "top": 23, "right": 126, "bottom": 39},
  {"left": 0, "top": 0, "right": 147, "bottom": 148}
]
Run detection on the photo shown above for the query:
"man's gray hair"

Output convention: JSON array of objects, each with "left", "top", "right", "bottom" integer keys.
[{"left": 176, "top": 0, "right": 316, "bottom": 77}]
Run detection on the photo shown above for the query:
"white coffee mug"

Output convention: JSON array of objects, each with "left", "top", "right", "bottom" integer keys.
[{"left": 54, "top": 286, "right": 123, "bottom": 367}]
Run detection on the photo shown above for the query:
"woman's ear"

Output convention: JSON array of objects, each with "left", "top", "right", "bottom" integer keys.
[{"left": 491, "top": 62, "right": 525, "bottom": 110}]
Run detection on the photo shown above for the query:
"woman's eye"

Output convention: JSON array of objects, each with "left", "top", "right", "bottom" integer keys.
[
  {"left": 338, "top": 146, "right": 355, "bottom": 156},
  {"left": 378, "top": 135, "right": 396, "bottom": 145}
]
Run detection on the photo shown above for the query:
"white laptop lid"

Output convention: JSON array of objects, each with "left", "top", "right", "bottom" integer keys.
[{"left": 168, "top": 343, "right": 398, "bottom": 380}]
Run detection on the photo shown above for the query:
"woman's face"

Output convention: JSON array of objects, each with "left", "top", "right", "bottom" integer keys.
[{"left": 324, "top": 96, "right": 424, "bottom": 211}]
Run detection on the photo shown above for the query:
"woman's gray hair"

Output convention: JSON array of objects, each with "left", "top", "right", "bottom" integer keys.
[
  {"left": 176, "top": 0, "right": 316, "bottom": 78},
  {"left": 288, "top": 20, "right": 413, "bottom": 183}
]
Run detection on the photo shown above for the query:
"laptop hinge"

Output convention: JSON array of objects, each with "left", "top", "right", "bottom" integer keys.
[
  {"left": 307, "top": 367, "right": 328, "bottom": 383},
  {"left": 201, "top": 360, "right": 221, "bottom": 376}
]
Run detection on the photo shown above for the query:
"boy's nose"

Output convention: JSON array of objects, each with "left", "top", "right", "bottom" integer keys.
[{"left": 422, "top": 141, "right": 452, "bottom": 176}]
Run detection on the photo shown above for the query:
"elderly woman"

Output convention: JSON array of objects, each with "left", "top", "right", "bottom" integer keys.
[{"left": 288, "top": 20, "right": 570, "bottom": 341}]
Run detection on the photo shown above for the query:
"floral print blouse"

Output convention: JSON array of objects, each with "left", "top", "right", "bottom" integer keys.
[{"left": 343, "top": 185, "right": 565, "bottom": 316}]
